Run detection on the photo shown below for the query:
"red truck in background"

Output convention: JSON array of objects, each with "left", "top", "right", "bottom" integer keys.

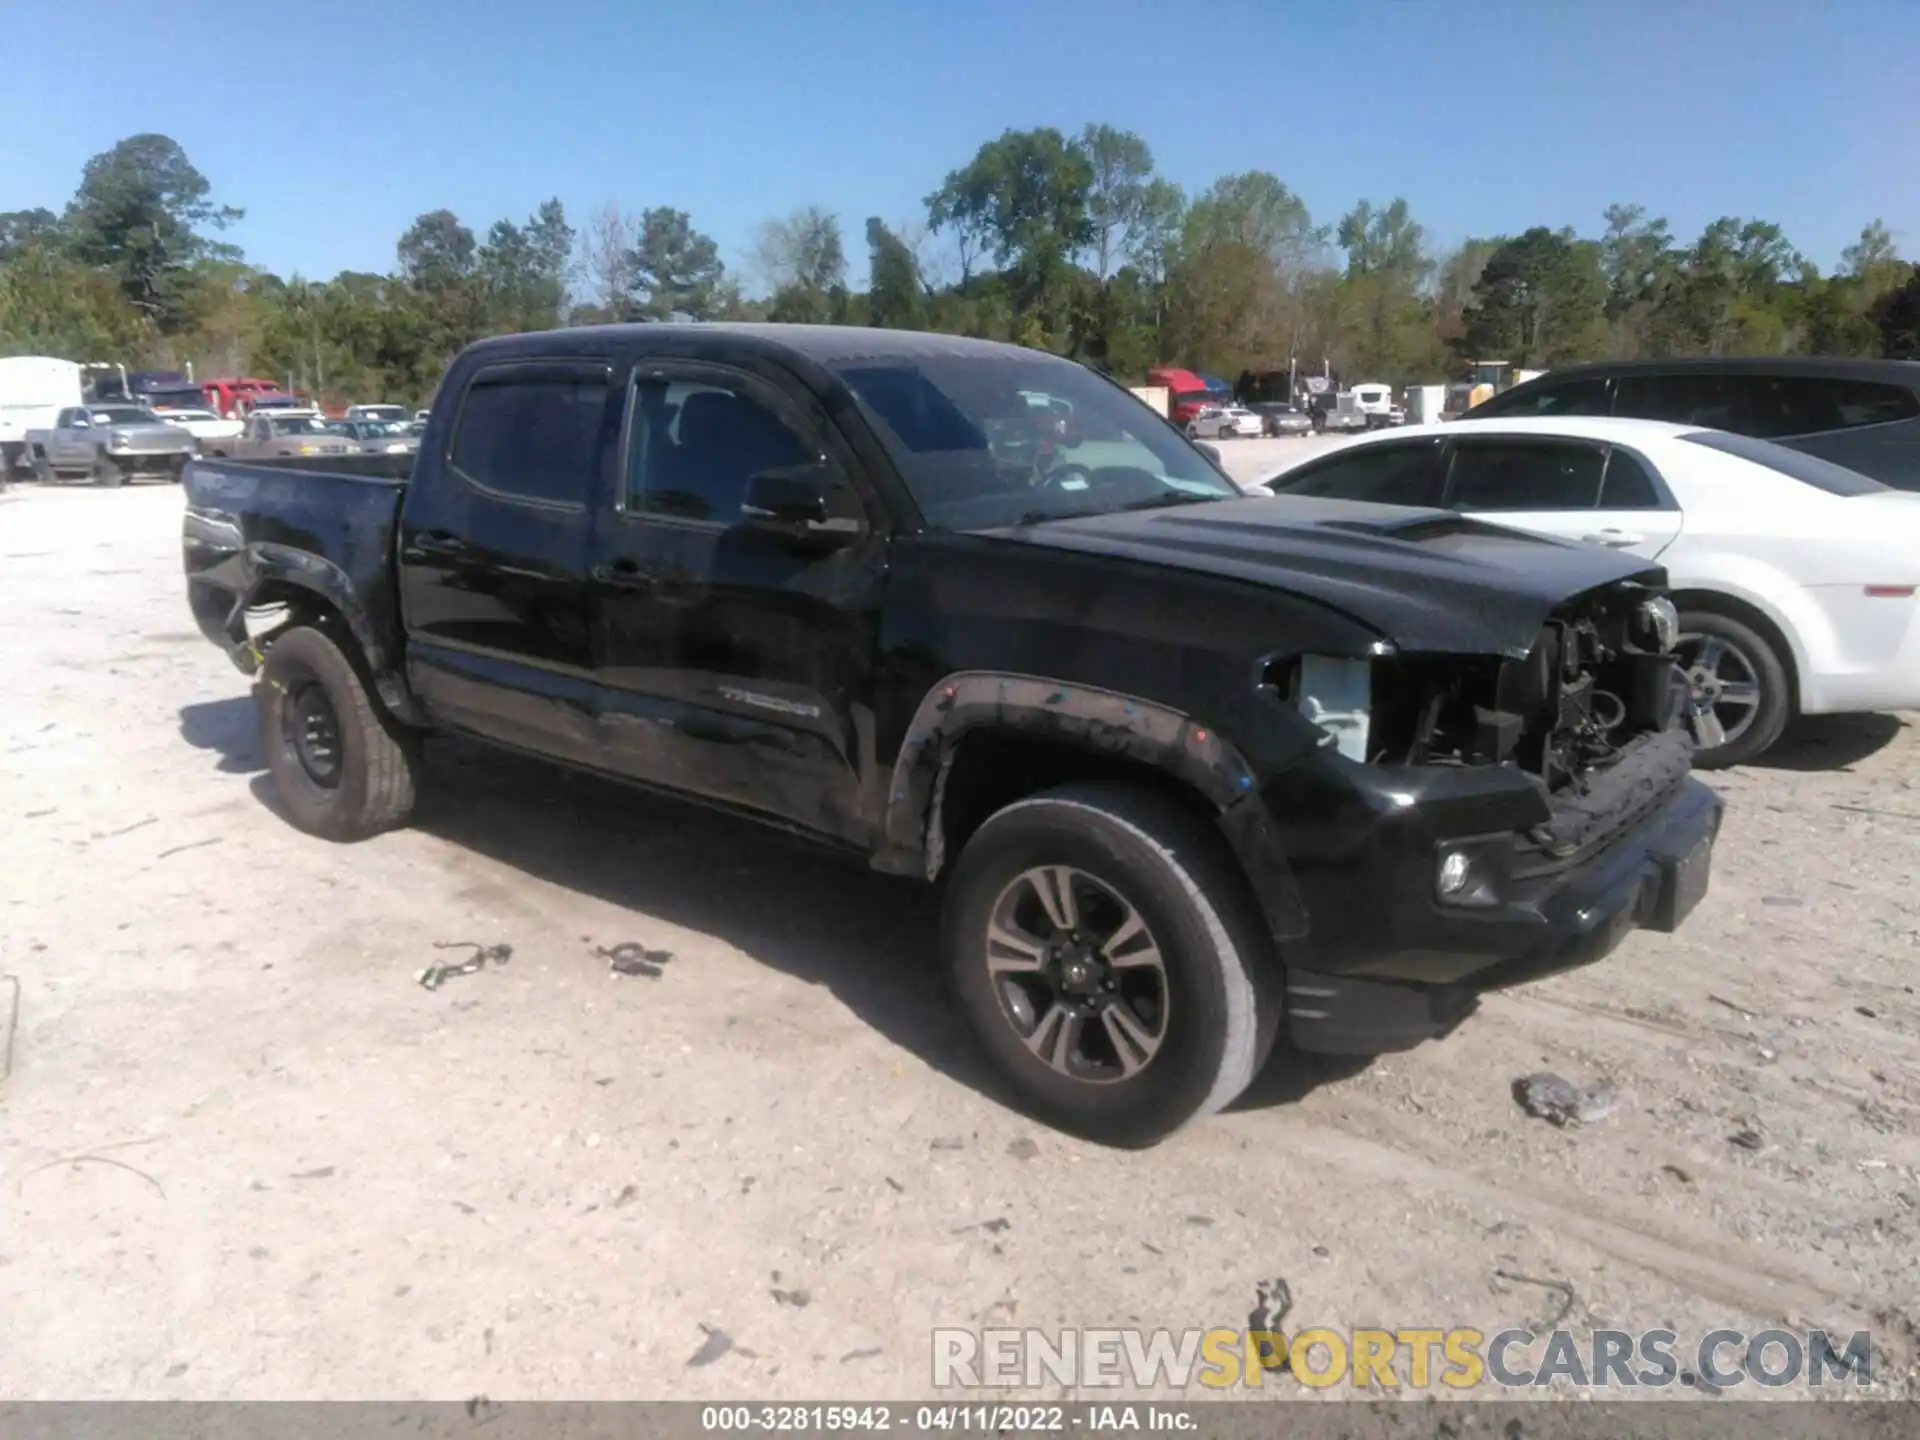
[
  {"left": 1146, "top": 367, "right": 1226, "bottom": 426},
  {"left": 203, "top": 377, "right": 306, "bottom": 418}
]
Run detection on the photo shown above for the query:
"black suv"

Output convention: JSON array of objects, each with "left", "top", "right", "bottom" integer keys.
[
  {"left": 182, "top": 324, "right": 1719, "bottom": 1144},
  {"left": 1462, "top": 357, "right": 1920, "bottom": 490}
]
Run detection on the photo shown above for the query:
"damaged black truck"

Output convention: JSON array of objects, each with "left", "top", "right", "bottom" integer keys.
[{"left": 183, "top": 324, "right": 1722, "bottom": 1145}]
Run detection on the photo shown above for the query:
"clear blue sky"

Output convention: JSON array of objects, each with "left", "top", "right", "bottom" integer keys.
[{"left": 5, "top": 0, "right": 1915, "bottom": 286}]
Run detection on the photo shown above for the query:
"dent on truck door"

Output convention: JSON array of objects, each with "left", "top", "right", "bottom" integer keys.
[
  {"left": 399, "top": 359, "right": 618, "bottom": 762},
  {"left": 591, "top": 364, "right": 885, "bottom": 841}
]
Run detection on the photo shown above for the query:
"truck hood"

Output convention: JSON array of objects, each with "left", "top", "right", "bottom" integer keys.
[
  {"left": 108, "top": 422, "right": 196, "bottom": 448},
  {"left": 986, "top": 496, "right": 1665, "bottom": 657}
]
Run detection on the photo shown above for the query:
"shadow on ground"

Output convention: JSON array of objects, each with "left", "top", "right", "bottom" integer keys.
[
  {"left": 1747, "top": 712, "right": 1908, "bottom": 772},
  {"left": 177, "top": 695, "right": 1363, "bottom": 1130}
]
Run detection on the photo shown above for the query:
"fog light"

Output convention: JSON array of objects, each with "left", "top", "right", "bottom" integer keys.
[{"left": 1437, "top": 850, "right": 1472, "bottom": 896}]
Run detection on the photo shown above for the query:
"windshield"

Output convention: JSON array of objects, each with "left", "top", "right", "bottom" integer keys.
[
  {"left": 1680, "top": 429, "right": 1887, "bottom": 496},
  {"left": 270, "top": 417, "right": 329, "bottom": 436},
  {"left": 88, "top": 407, "right": 151, "bottom": 425},
  {"left": 360, "top": 420, "right": 407, "bottom": 437},
  {"left": 831, "top": 353, "right": 1238, "bottom": 529},
  {"left": 358, "top": 407, "right": 407, "bottom": 422}
]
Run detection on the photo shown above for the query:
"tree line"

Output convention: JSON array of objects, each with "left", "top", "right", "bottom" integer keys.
[{"left": 3, "top": 129, "right": 1917, "bottom": 408}]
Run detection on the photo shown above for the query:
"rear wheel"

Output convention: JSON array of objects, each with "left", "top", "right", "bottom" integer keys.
[
  {"left": 1675, "top": 609, "right": 1791, "bottom": 767},
  {"left": 943, "top": 783, "right": 1279, "bottom": 1147},
  {"left": 30, "top": 450, "right": 55, "bottom": 484},
  {"left": 258, "top": 625, "right": 418, "bottom": 840}
]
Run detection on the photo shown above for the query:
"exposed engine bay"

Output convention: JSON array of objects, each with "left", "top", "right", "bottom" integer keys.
[{"left": 1363, "top": 583, "right": 1685, "bottom": 790}]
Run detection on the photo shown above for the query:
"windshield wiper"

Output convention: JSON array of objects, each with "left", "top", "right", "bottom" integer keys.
[{"left": 1114, "top": 491, "right": 1219, "bottom": 513}]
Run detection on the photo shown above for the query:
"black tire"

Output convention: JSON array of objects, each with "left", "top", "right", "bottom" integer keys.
[
  {"left": 1676, "top": 607, "right": 1791, "bottom": 768},
  {"left": 30, "top": 451, "right": 55, "bottom": 484},
  {"left": 943, "top": 783, "right": 1280, "bottom": 1147},
  {"left": 258, "top": 625, "right": 418, "bottom": 841},
  {"left": 91, "top": 449, "right": 124, "bottom": 488}
]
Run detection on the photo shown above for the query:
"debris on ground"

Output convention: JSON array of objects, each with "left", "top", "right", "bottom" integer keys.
[
  {"left": 1729, "top": 1128, "right": 1766, "bottom": 1151},
  {"left": 599, "top": 942, "right": 673, "bottom": 978},
  {"left": 1247, "top": 1277, "right": 1293, "bottom": 1373},
  {"left": 415, "top": 941, "right": 513, "bottom": 991},
  {"left": 930, "top": 1135, "right": 965, "bottom": 1151},
  {"left": 1494, "top": 1268, "right": 1578, "bottom": 1329},
  {"left": 1661, "top": 1163, "right": 1694, "bottom": 1185},
  {"left": 770, "top": 1287, "right": 811, "bottom": 1308},
  {"left": 686, "top": 1325, "right": 733, "bottom": 1367},
  {"left": 0, "top": 974, "right": 19, "bottom": 1086},
  {"left": 1512, "top": 1072, "right": 1617, "bottom": 1127},
  {"left": 1007, "top": 1137, "right": 1040, "bottom": 1161},
  {"left": 840, "top": 1348, "right": 881, "bottom": 1363}
]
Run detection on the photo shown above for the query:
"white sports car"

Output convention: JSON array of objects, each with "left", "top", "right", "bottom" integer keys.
[{"left": 1254, "top": 416, "right": 1920, "bottom": 766}]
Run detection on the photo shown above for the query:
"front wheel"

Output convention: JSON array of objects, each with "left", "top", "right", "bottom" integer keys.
[
  {"left": 258, "top": 625, "right": 419, "bottom": 840},
  {"left": 1675, "top": 609, "right": 1791, "bottom": 767},
  {"left": 943, "top": 784, "right": 1279, "bottom": 1147},
  {"left": 90, "top": 449, "right": 124, "bottom": 488}
]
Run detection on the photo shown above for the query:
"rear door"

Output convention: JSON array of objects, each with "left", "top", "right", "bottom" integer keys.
[
  {"left": 1438, "top": 435, "right": 1684, "bottom": 560},
  {"left": 1740, "top": 373, "right": 1920, "bottom": 491},
  {"left": 589, "top": 355, "right": 887, "bottom": 842},
  {"left": 398, "top": 356, "right": 620, "bottom": 762}
]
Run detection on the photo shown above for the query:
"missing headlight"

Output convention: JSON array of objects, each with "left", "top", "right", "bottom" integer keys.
[{"left": 1292, "top": 655, "right": 1372, "bottom": 763}]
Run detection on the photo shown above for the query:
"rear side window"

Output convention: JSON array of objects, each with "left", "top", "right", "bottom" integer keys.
[
  {"left": 1473, "top": 376, "right": 1611, "bottom": 419},
  {"left": 1744, "top": 375, "right": 1920, "bottom": 438},
  {"left": 1679, "top": 430, "right": 1888, "bottom": 496},
  {"left": 450, "top": 366, "right": 611, "bottom": 506},
  {"left": 1599, "top": 448, "right": 1663, "bottom": 508},
  {"left": 1445, "top": 441, "right": 1605, "bottom": 510},
  {"left": 1612, "top": 372, "right": 1745, "bottom": 430},
  {"left": 1269, "top": 442, "right": 1441, "bottom": 507}
]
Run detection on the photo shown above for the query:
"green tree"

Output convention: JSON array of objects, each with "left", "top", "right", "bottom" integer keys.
[
  {"left": 1459, "top": 227, "right": 1607, "bottom": 367},
  {"left": 1336, "top": 198, "right": 1427, "bottom": 281},
  {"left": 1078, "top": 124, "right": 1155, "bottom": 280},
  {"left": 0, "top": 208, "right": 61, "bottom": 262},
  {"left": 1872, "top": 269, "right": 1920, "bottom": 358},
  {"left": 756, "top": 206, "right": 848, "bottom": 324},
  {"left": 926, "top": 127, "right": 1093, "bottom": 343},
  {"left": 629, "top": 207, "right": 726, "bottom": 320},
  {"left": 1163, "top": 173, "right": 1318, "bottom": 375},
  {"left": 865, "top": 218, "right": 926, "bottom": 330},
  {"left": 62, "top": 134, "right": 242, "bottom": 332},
  {"left": 0, "top": 240, "right": 150, "bottom": 358}
]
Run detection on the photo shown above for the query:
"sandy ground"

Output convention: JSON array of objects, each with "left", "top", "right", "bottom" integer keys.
[{"left": 2, "top": 478, "right": 1917, "bottom": 1404}]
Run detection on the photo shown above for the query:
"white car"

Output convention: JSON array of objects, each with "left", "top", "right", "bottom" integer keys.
[
  {"left": 1255, "top": 416, "right": 1920, "bottom": 766},
  {"left": 1187, "top": 405, "right": 1264, "bottom": 440},
  {"left": 152, "top": 407, "right": 244, "bottom": 449}
]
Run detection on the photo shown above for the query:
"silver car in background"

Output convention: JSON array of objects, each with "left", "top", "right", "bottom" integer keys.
[
  {"left": 228, "top": 410, "right": 354, "bottom": 460},
  {"left": 23, "top": 404, "right": 196, "bottom": 485},
  {"left": 325, "top": 418, "right": 420, "bottom": 456}
]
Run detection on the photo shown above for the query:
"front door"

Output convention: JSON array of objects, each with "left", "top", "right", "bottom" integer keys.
[
  {"left": 52, "top": 409, "right": 91, "bottom": 467},
  {"left": 1440, "top": 436, "right": 1684, "bottom": 562},
  {"left": 589, "top": 358, "right": 887, "bottom": 844}
]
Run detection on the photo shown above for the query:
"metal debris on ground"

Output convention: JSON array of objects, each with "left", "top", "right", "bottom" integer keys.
[
  {"left": 1729, "top": 1128, "right": 1765, "bottom": 1150},
  {"left": 770, "top": 1287, "right": 812, "bottom": 1308},
  {"left": 686, "top": 1325, "right": 734, "bottom": 1368},
  {"left": 599, "top": 942, "right": 673, "bottom": 978},
  {"left": 1247, "top": 1277, "right": 1293, "bottom": 1373},
  {"left": 0, "top": 974, "right": 19, "bottom": 1086},
  {"left": 415, "top": 941, "right": 513, "bottom": 991},
  {"left": 1512, "top": 1072, "right": 1616, "bottom": 1127},
  {"left": 1494, "top": 1268, "right": 1578, "bottom": 1330}
]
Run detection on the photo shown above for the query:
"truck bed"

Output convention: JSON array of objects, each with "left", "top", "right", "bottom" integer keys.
[{"left": 182, "top": 454, "right": 415, "bottom": 682}]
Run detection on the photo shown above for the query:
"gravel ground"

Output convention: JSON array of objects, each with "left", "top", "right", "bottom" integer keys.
[{"left": 3, "top": 481, "right": 1917, "bottom": 1403}]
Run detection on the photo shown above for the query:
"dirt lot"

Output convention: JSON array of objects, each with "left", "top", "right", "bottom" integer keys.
[{"left": 2, "top": 480, "right": 1917, "bottom": 1403}]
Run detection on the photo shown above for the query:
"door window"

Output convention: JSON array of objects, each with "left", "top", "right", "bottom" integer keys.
[
  {"left": 1445, "top": 441, "right": 1606, "bottom": 511},
  {"left": 1475, "top": 376, "right": 1611, "bottom": 418},
  {"left": 1744, "top": 375, "right": 1920, "bottom": 438},
  {"left": 1267, "top": 442, "right": 1441, "bottom": 507},
  {"left": 449, "top": 365, "right": 611, "bottom": 506},
  {"left": 1612, "top": 372, "right": 1745, "bottom": 430},
  {"left": 626, "top": 377, "right": 815, "bottom": 523}
]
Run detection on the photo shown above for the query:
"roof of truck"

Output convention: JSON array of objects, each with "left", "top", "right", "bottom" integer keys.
[{"left": 464, "top": 322, "right": 1058, "bottom": 369}]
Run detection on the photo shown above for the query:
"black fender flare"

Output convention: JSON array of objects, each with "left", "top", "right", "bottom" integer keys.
[
  {"left": 232, "top": 544, "right": 421, "bottom": 723},
  {"left": 873, "top": 671, "right": 1306, "bottom": 944}
]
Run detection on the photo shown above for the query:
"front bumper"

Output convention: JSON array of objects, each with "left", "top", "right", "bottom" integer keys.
[{"left": 1268, "top": 748, "right": 1722, "bottom": 1054}]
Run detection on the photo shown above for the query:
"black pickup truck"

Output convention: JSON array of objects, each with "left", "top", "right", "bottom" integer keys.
[{"left": 183, "top": 324, "right": 1722, "bottom": 1145}]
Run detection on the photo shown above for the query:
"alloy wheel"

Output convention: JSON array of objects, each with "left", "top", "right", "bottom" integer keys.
[
  {"left": 1676, "top": 631, "right": 1763, "bottom": 751},
  {"left": 984, "top": 866, "right": 1170, "bottom": 1084}
]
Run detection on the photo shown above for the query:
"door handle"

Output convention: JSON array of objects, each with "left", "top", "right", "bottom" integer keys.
[
  {"left": 591, "top": 558, "right": 654, "bottom": 592},
  {"left": 412, "top": 529, "right": 465, "bottom": 557},
  {"left": 1581, "top": 529, "right": 1644, "bottom": 548}
]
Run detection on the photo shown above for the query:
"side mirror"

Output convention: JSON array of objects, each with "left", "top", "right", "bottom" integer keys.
[{"left": 740, "top": 463, "right": 862, "bottom": 546}]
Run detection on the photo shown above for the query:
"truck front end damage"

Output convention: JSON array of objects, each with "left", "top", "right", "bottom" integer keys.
[{"left": 1266, "top": 580, "right": 1722, "bottom": 1054}]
